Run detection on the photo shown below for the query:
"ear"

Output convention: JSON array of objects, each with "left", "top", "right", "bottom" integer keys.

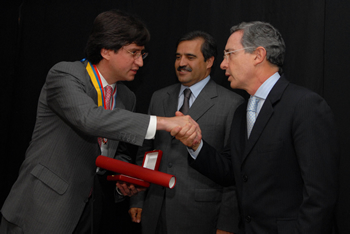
[
  {"left": 253, "top": 47, "right": 267, "bottom": 65},
  {"left": 206, "top": 56, "right": 215, "bottom": 69},
  {"left": 100, "top": 48, "right": 111, "bottom": 60}
]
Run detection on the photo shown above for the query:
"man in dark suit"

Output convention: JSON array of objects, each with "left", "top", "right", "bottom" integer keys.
[
  {"left": 0, "top": 10, "right": 200, "bottom": 234},
  {"left": 172, "top": 21, "right": 339, "bottom": 234},
  {"left": 129, "top": 31, "right": 243, "bottom": 234}
]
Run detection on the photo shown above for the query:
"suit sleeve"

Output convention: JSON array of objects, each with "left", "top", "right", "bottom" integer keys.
[
  {"left": 45, "top": 62, "right": 150, "bottom": 146},
  {"left": 292, "top": 92, "right": 338, "bottom": 233},
  {"left": 190, "top": 141, "right": 234, "bottom": 187}
]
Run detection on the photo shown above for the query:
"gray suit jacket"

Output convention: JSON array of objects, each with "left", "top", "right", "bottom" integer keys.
[
  {"left": 1, "top": 61, "right": 150, "bottom": 233},
  {"left": 130, "top": 79, "right": 244, "bottom": 234}
]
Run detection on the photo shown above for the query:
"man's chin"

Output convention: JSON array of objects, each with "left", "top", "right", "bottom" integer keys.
[{"left": 122, "top": 76, "right": 135, "bottom": 82}]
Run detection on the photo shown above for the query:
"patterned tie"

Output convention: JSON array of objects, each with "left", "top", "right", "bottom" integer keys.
[
  {"left": 247, "top": 96, "right": 260, "bottom": 138},
  {"left": 98, "top": 85, "right": 113, "bottom": 146},
  {"left": 179, "top": 88, "right": 191, "bottom": 114},
  {"left": 104, "top": 85, "right": 113, "bottom": 110}
]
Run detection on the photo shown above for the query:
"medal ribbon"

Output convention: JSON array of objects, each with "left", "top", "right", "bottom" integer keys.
[
  {"left": 86, "top": 61, "right": 105, "bottom": 108},
  {"left": 85, "top": 61, "right": 117, "bottom": 109}
]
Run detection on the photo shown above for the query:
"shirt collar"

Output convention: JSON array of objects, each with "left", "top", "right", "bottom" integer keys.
[
  {"left": 254, "top": 72, "right": 280, "bottom": 100},
  {"left": 96, "top": 67, "right": 116, "bottom": 90},
  {"left": 179, "top": 75, "right": 210, "bottom": 98}
]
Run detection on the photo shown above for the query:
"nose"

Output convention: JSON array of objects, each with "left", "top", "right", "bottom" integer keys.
[
  {"left": 135, "top": 56, "right": 144, "bottom": 67},
  {"left": 178, "top": 57, "right": 187, "bottom": 67},
  {"left": 220, "top": 58, "right": 228, "bottom": 70}
]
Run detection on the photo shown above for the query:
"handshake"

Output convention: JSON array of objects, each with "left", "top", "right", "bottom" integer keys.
[
  {"left": 157, "top": 111, "right": 202, "bottom": 151},
  {"left": 117, "top": 111, "right": 202, "bottom": 198}
]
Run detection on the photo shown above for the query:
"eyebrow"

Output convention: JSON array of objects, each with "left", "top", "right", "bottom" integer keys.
[
  {"left": 224, "top": 48, "right": 234, "bottom": 52},
  {"left": 130, "top": 48, "right": 144, "bottom": 51},
  {"left": 175, "top": 52, "right": 197, "bottom": 57},
  {"left": 128, "top": 46, "right": 145, "bottom": 51}
]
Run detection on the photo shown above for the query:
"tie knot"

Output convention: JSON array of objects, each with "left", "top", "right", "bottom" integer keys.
[
  {"left": 183, "top": 88, "right": 191, "bottom": 99},
  {"left": 247, "top": 96, "right": 260, "bottom": 112}
]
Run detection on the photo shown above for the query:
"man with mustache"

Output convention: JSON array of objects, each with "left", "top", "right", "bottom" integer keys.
[{"left": 129, "top": 31, "right": 243, "bottom": 234}]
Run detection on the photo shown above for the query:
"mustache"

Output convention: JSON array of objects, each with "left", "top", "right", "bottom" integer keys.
[{"left": 177, "top": 66, "right": 192, "bottom": 72}]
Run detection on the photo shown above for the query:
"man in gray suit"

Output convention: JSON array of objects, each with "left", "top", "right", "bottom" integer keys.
[
  {"left": 0, "top": 10, "right": 200, "bottom": 234},
  {"left": 129, "top": 31, "right": 243, "bottom": 234}
]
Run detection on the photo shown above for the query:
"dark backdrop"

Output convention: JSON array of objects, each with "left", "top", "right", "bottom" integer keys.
[{"left": 1, "top": 0, "right": 349, "bottom": 233}]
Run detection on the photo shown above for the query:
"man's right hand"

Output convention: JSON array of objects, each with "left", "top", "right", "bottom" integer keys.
[
  {"left": 157, "top": 111, "right": 202, "bottom": 148},
  {"left": 128, "top": 207, "right": 142, "bottom": 223},
  {"left": 169, "top": 112, "right": 202, "bottom": 150},
  {"left": 157, "top": 112, "right": 200, "bottom": 132}
]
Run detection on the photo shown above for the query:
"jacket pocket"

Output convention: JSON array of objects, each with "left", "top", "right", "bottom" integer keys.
[{"left": 31, "top": 164, "right": 68, "bottom": 195}]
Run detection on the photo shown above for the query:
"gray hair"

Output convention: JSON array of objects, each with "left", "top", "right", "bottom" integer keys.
[{"left": 230, "top": 21, "right": 285, "bottom": 69}]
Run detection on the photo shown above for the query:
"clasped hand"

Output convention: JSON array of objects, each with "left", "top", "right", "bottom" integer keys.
[
  {"left": 170, "top": 111, "right": 202, "bottom": 150},
  {"left": 116, "top": 181, "right": 146, "bottom": 197}
]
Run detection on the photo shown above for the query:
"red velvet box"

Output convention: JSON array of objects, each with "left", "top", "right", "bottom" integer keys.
[{"left": 106, "top": 150, "right": 163, "bottom": 188}]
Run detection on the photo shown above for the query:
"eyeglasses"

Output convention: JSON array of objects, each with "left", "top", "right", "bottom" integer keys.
[
  {"left": 124, "top": 47, "right": 148, "bottom": 60},
  {"left": 223, "top": 47, "right": 255, "bottom": 60}
]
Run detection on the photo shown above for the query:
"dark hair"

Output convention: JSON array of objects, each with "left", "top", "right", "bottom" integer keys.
[
  {"left": 85, "top": 9, "right": 150, "bottom": 64},
  {"left": 230, "top": 21, "right": 285, "bottom": 69},
  {"left": 176, "top": 31, "right": 217, "bottom": 61}
]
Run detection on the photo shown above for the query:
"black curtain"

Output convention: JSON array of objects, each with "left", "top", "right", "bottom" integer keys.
[{"left": 1, "top": 0, "right": 349, "bottom": 233}]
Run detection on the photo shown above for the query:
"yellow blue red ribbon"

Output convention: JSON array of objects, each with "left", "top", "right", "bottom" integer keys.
[{"left": 85, "top": 61, "right": 106, "bottom": 108}]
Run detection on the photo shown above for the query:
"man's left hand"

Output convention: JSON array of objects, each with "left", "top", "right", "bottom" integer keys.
[{"left": 116, "top": 182, "right": 146, "bottom": 197}]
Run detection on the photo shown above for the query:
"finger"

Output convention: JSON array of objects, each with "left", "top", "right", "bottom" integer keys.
[
  {"left": 185, "top": 124, "right": 197, "bottom": 136},
  {"left": 174, "top": 125, "right": 191, "bottom": 140},
  {"left": 128, "top": 184, "right": 139, "bottom": 196},
  {"left": 128, "top": 208, "right": 137, "bottom": 222},
  {"left": 120, "top": 183, "right": 131, "bottom": 196},
  {"left": 136, "top": 208, "right": 142, "bottom": 223},
  {"left": 192, "top": 132, "right": 202, "bottom": 147},
  {"left": 175, "top": 111, "right": 184, "bottom": 116},
  {"left": 186, "top": 117, "right": 201, "bottom": 134},
  {"left": 177, "top": 123, "right": 192, "bottom": 136},
  {"left": 170, "top": 126, "right": 182, "bottom": 136},
  {"left": 186, "top": 132, "right": 199, "bottom": 147}
]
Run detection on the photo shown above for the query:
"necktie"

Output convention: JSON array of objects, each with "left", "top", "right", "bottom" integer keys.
[
  {"left": 98, "top": 85, "right": 113, "bottom": 146},
  {"left": 104, "top": 85, "right": 113, "bottom": 110},
  {"left": 179, "top": 88, "right": 191, "bottom": 115},
  {"left": 247, "top": 96, "right": 260, "bottom": 138}
]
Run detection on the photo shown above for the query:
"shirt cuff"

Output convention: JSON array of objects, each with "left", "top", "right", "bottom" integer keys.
[
  {"left": 187, "top": 140, "right": 203, "bottom": 159},
  {"left": 145, "top": 115, "right": 157, "bottom": 139}
]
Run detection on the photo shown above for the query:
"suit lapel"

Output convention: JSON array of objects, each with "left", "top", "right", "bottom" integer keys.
[
  {"left": 188, "top": 79, "right": 216, "bottom": 122},
  {"left": 163, "top": 80, "right": 217, "bottom": 120},
  {"left": 164, "top": 85, "right": 181, "bottom": 117},
  {"left": 242, "top": 76, "right": 289, "bottom": 163},
  {"left": 230, "top": 102, "right": 248, "bottom": 166}
]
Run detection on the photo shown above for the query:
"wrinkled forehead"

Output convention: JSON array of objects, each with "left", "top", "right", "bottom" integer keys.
[{"left": 176, "top": 39, "right": 203, "bottom": 54}]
